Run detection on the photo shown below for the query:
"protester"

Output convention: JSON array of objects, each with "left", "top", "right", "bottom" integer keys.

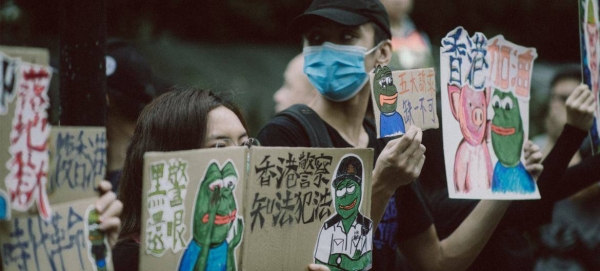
[
  {"left": 105, "top": 39, "right": 160, "bottom": 192},
  {"left": 114, "top": 88, "right": 314, "bottom": 270},
  {"left": 532, "top": 66, "right": 584, "bottom": 165},
  {"left": 421, "top": 84, "right": 599, "bottom": 271},
  {"left": 273, "top": 53, "right": 317, "bottom": 113},
  {"left": 256, "top": 1, "right": 543, "bottom": 270},
  {"left": 380, "top": 0, "right": 434, "bottom": 71}
]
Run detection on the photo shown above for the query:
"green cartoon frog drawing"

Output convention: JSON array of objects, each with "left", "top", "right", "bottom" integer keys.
[
  {"left": 179, "top": 161, "right": 243, "bottom": 271},
  {"left": 314, "top": 155, "right": 373, "bottom": 271}
]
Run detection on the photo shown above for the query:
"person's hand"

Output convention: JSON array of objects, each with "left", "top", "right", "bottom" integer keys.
[
  {"left": 523, "top": 140, "right": 543, "bottom": 181},
  {"left": 566, "top": 84, "right": 596, "bottom": 131},
  {"left": 373, "top": 126, "right": 426, "bottom": 189},
  {"left": 307, "top": 264, "right": 331, "bottom": 271},
  {"left": 95, "top": 180, "right": 123, "bottom": 248}
]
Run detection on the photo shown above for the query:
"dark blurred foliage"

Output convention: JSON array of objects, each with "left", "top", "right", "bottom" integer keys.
[{"left": 0, "top": 0, "right": 582, "bottom": 62}]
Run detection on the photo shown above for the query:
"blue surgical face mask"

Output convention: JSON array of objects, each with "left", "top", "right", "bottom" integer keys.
[{"left": 303, "top": 42, "right": 381, "bottom": 102}]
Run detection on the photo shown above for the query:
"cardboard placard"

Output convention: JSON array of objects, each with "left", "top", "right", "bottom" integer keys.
[
  {"left": 440, "top": 26, "right": 540, "bottom": 200},
  {"left": 140, "top": 147, "right": 374, "bottom": 270},
  {"left": 0, "top": 197, "right": 114, "bottom": 271},
  {"left": 579, "top": 0, "right": 600, "bottom": 154},
  {"left": 47, "top": 126, "right": 107, "bottom": 204},
  {"left": 370, "top": 66, "right": 439, "bottom": 138},
  {"left": 1, "top": 47, "right": 53, "bottom": 220}
]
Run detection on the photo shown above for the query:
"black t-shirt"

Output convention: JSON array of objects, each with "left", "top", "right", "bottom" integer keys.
[
  {"left": 424, "top": 124, "right": 594, "bottom": 271},
  {"left": 257, "top": 109, "right": 433, "bottom": 271},
  {"left": 112, "top": 238, "right": 139, "bottom": 271}
]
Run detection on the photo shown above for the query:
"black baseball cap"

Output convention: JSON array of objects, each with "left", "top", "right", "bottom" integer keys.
[
  {"left": 290, "top": 0, "right": 391, "bottom": 40},
  {"left": 106, "top": 39, "right": 157, "bottom": 119}
]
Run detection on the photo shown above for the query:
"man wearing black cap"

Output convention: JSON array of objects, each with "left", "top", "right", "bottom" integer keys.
[
  {"left": 105, "top": 39, "right": 159, "bottom": 192},
  {"left": 314, "top": 155, "right": 373, "bottom": 270},
  {"left": 256, "top": 0, "right": 542, "bottom": 270}
]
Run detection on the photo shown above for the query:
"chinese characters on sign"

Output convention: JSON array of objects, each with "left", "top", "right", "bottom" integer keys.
[
  {"left": 370, "top": 66, "right": 438, "bottom": 138},
  {"left": 145, "top": 158, "right": 189, "bottom": 256},
  {"left": 440, "top": 26, "right": 539, "bottom": 200},
  {"left": 250, "top": 151, "right": 334, "bottom": 232},
  {"left": 5, "top": 63, "right": 53, "bottom": 220},
  {"left": 50, "top": 130, "right": 107, "bottom": 192}
]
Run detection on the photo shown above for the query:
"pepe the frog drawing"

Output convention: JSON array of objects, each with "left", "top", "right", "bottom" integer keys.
[
  {"left": 490, "top": 89, "right": 535, "bottom": 194},
  {"left": 373, "top": 65, "right": 405, "bottom": 137},
  {"left": 179, "top": 161, "right": 243, "bottom": 271},
  {"left": 314, "top": 155, "right": 372, "bottom": 271}
]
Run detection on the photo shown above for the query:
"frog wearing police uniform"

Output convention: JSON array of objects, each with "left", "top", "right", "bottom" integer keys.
[
  {"left": 179, "top": 161, "right": 243, "bottom": 271},
  {"left": 373, "top": 65, "right": 405, "bottom": 137},
  {"left": 490, "top": 89, "right": 535, "bottom": 193},
  {"left": 314, "top": 155, "right": 373, "bottom": 271}
]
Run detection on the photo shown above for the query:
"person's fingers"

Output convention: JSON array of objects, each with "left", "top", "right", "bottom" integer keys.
[
  {"left": 582, "top": 92, "right": 595, "bottom": 109},
  {"left": 98, "top": 180, "right": 113, "bottom": 195},
  {"left": 565, "top": 85, "right": 583, "bottom": 106},
  {"left": 526, "top": 149, "right": 543, "bottom": 165},
  {"left": 527, "top": 164, "right": 544, "bottom": 181},
  {"left": 398, "top": 128, "right": 423, "bottom": 156},
  {"left": 392, "top": 126, "right": 419, "bottom": 154},
  {"left": 98, "top": 216, "right": 121, "bottom": 232},
  {"left": 100, "top": 200, "right": 123, "bottom": 222},
  {"left": 308, "top": 264, "right": 331, "bottom": 271},
  {"left": 95, "top": 191, "right": 116, "bottom": 213}
]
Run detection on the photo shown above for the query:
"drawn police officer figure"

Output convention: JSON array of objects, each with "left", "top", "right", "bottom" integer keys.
[{"left": 314, "top": 154, "right": 373, "bottom": 271}]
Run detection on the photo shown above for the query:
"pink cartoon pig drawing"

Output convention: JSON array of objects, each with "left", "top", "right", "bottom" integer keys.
[{"left": 448, "top": 84, "right": 493, "bottom": 193}]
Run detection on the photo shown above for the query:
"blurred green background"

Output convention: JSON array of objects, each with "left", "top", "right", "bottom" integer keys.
[{"left": 0, "top": 0, "right": 582, "bottom": 137}]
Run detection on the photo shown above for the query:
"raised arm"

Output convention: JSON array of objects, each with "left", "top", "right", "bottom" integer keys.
[
  {"left": 398, "top": 142, "right": 543, "bottom": 271},
  {"left": 371, "top": 126, "right": 426, "bottom": 229}
]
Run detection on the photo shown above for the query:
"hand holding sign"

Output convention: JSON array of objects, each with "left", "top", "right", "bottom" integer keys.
[{"left": 566, "top": 84, "right": 597, "bottom": 131}]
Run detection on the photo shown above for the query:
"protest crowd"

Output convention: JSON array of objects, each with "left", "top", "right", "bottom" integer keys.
[{"left": 0, "top": 0, "right": 599, "bottom": 270}]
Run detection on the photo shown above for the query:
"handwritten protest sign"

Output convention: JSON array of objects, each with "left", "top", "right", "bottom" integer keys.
[
  {"left": 580, "top": 0, "right": 600, "bottom": 153},
  {"left": 440, "top": 26, "right": 540, "bottom": 200},
  {"left": 47, "top": 127, "right": 107, "bottom": 204},
  {"left": 370, "top": 66, "right": 438, "bottom": 138},
  {"left": 0, "top": 197, "right": 113, "bottom": 271},
  {"left": 140, "top": 147, "right": 373, "bottom": 270},
  {"left": 0, "top": 47, "right": 52, "bottom": 221}
]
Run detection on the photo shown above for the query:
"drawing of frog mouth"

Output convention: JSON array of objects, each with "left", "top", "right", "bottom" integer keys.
[
  {"left": 380, "top": 93, "right": 398, "bottom": 105},
  {"left": 339, "top": 199, "right": 357, "bottom": 210},
  {"left": 202, "top": 210, "right": 237, "bottom": 225},
  {"left": 491, "top": 124, "right": 515, "bottom": 136}
]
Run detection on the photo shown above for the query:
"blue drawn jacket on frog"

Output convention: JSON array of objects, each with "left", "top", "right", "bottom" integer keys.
[
  {"left": 380, "top": 111, "right": 405, "bottom": 137},
  {"left": 491, "top": 162, "right": 535, "bottom": 194},
  {"left": 179, "top": 240, "right": 228, "bottom": 271}
]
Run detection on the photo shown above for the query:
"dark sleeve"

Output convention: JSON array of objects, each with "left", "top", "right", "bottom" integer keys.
[
  {"left": 501, "top": 124, "right": 588, "bottom": 230},
  {"left": 256, "top": 115, "right": 311, "bottom": 147},
  {"left": 396, "top": 182, "right": 434, "bottom": 241},
  {"left": 112, "top": 239, "right": 140, "bottom": 271}
]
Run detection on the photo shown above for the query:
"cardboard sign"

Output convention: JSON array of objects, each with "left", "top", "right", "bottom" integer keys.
[
  {"left": 0, "top": 47, "right": 53, "bottom": 221},
  {"left": 0, "top": 197, "right": 113, "bottom": 271},
  {"left": 140, "top": 147, "right": 374, "bottom": 271},
  {"left": 370, "top": 66, "right": 439, "bottom": 138},
  {"left": 440, "top": 26, "right": 540, "bottom": 200},
  {"left": 579, "top": 0, "right": 600, "bottom": 154},
  {"left": 47, "top": 126, "right": 107, "bottom": 205}
]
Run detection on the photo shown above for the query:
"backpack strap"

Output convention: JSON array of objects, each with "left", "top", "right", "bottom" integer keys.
[{"left": 275, "top": 104, "right": 334, "bottom": 147}]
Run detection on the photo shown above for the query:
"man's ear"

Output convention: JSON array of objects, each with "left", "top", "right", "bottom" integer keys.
[{"left": 374, "top": 40, "right": 393, "bottom": 67}]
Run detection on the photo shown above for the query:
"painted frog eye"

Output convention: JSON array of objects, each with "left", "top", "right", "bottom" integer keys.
[
  {"left": 346, "top": 184, "right": 356, "bottom": 194},
  {"left": 500, "top": 97, "right": 513, "bottom": 110},
  {"left": 209, "top": 179, "right": 224, "bottom": 191},
  {"left": 336, "top": 187, "right": 347, "bottom": 197},
  {"left": 491, "top": 95, "right": 501, "bottom": 108},
  {"left": 223, "top": 176, "right": 238, "bottom": 189}
]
